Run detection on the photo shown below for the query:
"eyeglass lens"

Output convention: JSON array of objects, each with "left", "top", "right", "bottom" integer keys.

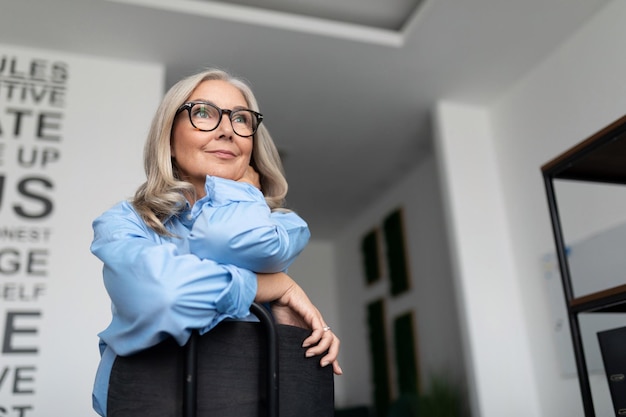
[{"left": 189, "top": 102, "right": 258, "bottom": 136}]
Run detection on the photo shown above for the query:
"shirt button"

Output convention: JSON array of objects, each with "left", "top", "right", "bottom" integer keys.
[{"left": 187, "top": 214, "right": 192, "bottom": 220}]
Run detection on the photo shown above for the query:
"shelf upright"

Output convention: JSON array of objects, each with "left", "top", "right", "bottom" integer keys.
[{"left": 541, "top": 114, "right": 626, "bottom": 417}]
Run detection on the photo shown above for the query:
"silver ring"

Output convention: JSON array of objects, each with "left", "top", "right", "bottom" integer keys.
[{"left": 323, "top": 326, "right": 331, "bottom": 332}]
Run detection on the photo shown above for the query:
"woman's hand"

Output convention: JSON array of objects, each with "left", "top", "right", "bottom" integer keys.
[
  {"left": 256, "top": 272, "right": 342, "bottom": 375},
  {"left": 237, "top": 165, "right": 261, "bottom": 189}
]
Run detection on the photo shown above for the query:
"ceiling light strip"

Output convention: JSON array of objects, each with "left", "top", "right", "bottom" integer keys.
[{"left": 106, "top": 0, "right": 405, "bottom": 47}]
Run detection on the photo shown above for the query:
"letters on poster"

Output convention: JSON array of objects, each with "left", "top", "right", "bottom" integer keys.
[{"left": 0, "top": 53, "right": 68, "bottom": 417}]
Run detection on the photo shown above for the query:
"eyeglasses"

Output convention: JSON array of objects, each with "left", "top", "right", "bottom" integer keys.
[{"left": 176, "top": 101, "right": 263, "bottom": 137}]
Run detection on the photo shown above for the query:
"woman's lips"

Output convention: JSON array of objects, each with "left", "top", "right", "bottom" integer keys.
[{"left": 208, "top": 149, "right": 236, "bottom": 159}]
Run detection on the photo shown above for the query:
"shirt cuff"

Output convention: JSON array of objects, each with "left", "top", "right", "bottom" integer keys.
[
  {"left": 204, "top": 176, "right": 264, "bottom": 207},
  {"left": 214, "top": 266, "right": 258, "bottom": 319}
]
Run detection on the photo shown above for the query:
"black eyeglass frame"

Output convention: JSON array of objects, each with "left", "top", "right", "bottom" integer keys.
[{"left": 176, "top": 101, "right": 263, "bottom": 138}]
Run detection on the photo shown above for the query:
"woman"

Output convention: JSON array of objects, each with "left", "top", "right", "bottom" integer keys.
[{"left": 90, "top": 68, "right": 341, "bottom": 416}]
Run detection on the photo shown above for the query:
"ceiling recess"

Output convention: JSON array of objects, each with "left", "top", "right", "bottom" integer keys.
[{"left": 106, "top": 0, "right": 428, "bottom": 46}]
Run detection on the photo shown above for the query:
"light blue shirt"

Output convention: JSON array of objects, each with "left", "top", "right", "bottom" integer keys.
[{"left": 90, "top": 176, "right": 310, "bottom": 416}]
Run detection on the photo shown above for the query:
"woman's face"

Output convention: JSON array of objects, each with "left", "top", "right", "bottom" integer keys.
[{"left": 171, "top": 79, "right": 253, "bottom": 197}]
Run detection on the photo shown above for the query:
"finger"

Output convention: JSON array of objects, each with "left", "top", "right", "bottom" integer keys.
[
  {"left": 319, "top": 334, "right": 340, "bottom": 368},
  {"left": 302, "top": 321, "right": 331, "bottom": 348},
  {"left": 304, "top": 328, "right": 335, "bottom": 357},
  {"left": 301, "top": 317, "right": 326, "bottom": 348},
  {"left": 302, "top": 327, "right": 325, "bottom": 349},
  {"left": 332, "top": 360, "right": 343, "bottom": 375}
]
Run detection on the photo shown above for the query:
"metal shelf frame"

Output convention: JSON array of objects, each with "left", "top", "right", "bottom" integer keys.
[{"left": 541, "top": 114, "right": 626, "bottom": 417}]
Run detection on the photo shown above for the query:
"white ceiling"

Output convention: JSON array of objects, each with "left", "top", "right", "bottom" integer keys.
[
  {"left": 0, "top": 0, "right": 609, "bottom": 239},
  {"left": 201, "top": 0, "right": 424, "bottom": 30}
]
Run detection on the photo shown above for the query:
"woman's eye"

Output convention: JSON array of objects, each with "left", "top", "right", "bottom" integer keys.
[
  {"left": 193, "top": 105, "right": 215, "bottom": 119},
  {"left": 233, "top": 112, "right": 251, "bottom": 125}
]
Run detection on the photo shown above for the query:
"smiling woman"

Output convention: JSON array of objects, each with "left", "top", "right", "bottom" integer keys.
[
  {"left": 89, "top": 68, "right": 340, "bottom": 417},
  {"left": 170, "top": 80, "right": 258, "bottom": 199}
]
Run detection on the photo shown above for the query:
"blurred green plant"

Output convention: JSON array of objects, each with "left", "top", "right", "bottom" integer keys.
[{"left": 387, "top": 374, "right": 466, "bottom": 417}]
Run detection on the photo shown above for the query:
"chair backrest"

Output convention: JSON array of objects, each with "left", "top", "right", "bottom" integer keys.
[
  {"left": 107, "top": 303, "right": 333, "bottom": 417},
  {"left": 185, "top": 302, "right": 278, "bottom": 417}
]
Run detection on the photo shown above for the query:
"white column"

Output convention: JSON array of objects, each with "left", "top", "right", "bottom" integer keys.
[{"left": 433, "top": 101, "right": 542, "bottom": 417}]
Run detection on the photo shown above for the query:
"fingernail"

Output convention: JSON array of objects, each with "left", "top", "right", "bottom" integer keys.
[
  {"left": 321, "top": 361, "right": 329, "bottom": 367},
  {"left": 305, "top": 351, "right": 315, "bottom": 358}
]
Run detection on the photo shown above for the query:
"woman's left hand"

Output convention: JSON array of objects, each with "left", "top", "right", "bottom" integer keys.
[
  {"left": 270, "top": 286, "right": 342, "bottom": 375},
  {"left": 256, "top": 272, "right": 342, "bottom": 375}
]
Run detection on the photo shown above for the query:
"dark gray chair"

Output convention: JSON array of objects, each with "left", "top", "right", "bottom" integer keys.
[{"left": 107, "top": 303, "right": 334, "bottom": 417}]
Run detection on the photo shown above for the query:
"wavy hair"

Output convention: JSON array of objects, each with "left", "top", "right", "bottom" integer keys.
[{"left": 132, "top": 68, "right": 289, "bottom": 235}]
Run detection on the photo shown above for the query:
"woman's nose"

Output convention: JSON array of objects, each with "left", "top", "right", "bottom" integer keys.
[{"left": 216, "top": 114, "right": 234, "bottom": 139}]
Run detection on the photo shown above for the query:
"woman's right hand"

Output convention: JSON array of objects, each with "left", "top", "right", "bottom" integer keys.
[
  {"left": 237, "top": 165, "right": 261, "bottom": 190},
  {"left": 256, "top": 272, "right": 342, "bottom": 375}
]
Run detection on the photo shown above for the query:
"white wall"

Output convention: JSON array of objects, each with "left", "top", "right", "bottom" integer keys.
[
  {"left": 329, "top": 153, "right": 466, "bottom": 409},
  {"left": 433, "top": 0, "right": 626, "bottom": 416},
  {"left": 492, "top": 1, "right": 626, "bottom": 415},
  {"left": 0, "top": 43, "right": 163, "bottom": 417},
  {"left": 285, "top": 240, "right": 344, "bottom": 401}
]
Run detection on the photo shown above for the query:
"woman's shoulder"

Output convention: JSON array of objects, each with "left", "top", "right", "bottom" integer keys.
[
  {"left": 92, "top": 200, "right": 146, "bottom": 232},
  {"left": 96, "top": 199, "right": 139, "bottom": 219},
  {"left": 90, "top": 199, "right": 162, "bottom": 254}
]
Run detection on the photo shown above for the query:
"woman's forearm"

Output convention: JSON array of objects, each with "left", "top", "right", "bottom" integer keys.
[{"left": 254, "top": 272, "right": 295, "bottom": 303}]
